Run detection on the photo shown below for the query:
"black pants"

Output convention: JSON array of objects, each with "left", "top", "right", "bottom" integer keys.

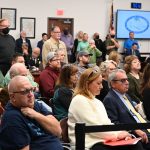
[{"left": 91, "top": 142, "right": 144, "bottom": 150}]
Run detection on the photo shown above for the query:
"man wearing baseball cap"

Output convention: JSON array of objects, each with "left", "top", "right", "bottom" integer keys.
[
  {"left": 39, "top": 52, "right": 61, "bottom": 103},
  {"left": 0, "top": 19, "right": 16, "bottom": 76},
  {"left": 75, "top": 50, "right": 95, "bottom": 78}
]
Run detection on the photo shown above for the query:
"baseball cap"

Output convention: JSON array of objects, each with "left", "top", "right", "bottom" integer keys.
[
  {"left": 0, "top": 19, "right": 10, "bottom": 29},
  {"left": 77, "top": 51, "right": 93, "bottom": 57},
  {"left": 47, "top": 52, "right": 58, "bottom": 63}
]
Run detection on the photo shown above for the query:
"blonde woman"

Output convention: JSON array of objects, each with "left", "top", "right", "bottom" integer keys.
[{"left": 68, "top": 68, "right": 143, "bottom": 150}]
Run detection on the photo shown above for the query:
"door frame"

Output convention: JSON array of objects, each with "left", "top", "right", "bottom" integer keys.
[{"left": 47, "top": 17, "right": 74, "bottom": 37}]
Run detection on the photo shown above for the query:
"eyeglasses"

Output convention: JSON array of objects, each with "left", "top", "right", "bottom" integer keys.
[
  {"left": 13, "top": 87, "right": 36, "bottom": 95},
  {"left": 112, "top": 78, "right": 128, "bottom": 83}
]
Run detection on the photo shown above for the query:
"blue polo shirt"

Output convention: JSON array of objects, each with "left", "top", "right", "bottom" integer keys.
[{"left": 124, "top": 38, "right": 139, "bottom": 51}]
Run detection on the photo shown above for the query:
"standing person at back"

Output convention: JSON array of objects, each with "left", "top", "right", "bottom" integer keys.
[
  {"left": 105, "top": 33, "right": 120, "bottom": 59},
  {"left": 73, "top": 30, "right": 83, "bottom": 60},
  {"left": 42, "top": 26, "right": 68, "bottom": 68},
  {"left": 15, "top": 31, "right": 32, "bottom": 55},
  {"left": 61, "top": 27, "right": 74, "bottom": 63},
  {"left": 124, "top": 31, "right": 139, "bottom": 54},
  {"left": 77, "top": 33, "right": 89, "bottom": 52},
  {"left": 93, "top": 32, "right": 106, "bottom": 61},
  {"left": 37, "top": 33, "right": 48, "bottom": 61},
  {"left": 0, "top": 19, "right": 16, "bottom": 76},
  {"left": 87, "top": 39, "right": 102, "bottom": 64}
]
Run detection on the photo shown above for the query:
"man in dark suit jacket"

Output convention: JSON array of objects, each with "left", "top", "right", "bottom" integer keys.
[
  {"left": 15, "top": 31, "right": 32, "bottom": 54},
  {"left": 103, "top": 69, "right": 150, "bottom": 149},
  {"left": 37, "top": 33, "right": 48, "bottom": 61},
  {"left": 125, "top": 43, "right": 141, "bottom": 58}
]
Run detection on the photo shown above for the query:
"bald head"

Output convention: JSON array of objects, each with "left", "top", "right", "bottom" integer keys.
[
  {"left": 20, "top": 31, "right": 26, "bottom": 38},
  {"left": 32, "top": 47, "right": 40, "bottom": 58},
  {"left": 8, "top": 75, "right": 30, "bottom": 93},
  {"left": 8, "top": 75, "right": 35, "bottom": 108},
  {"left": 10, "top": 63, "right": 28, "bottom": 79}
]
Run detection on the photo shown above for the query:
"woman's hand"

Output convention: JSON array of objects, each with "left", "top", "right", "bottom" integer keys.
[{"left": 117, "top": 131, "right": 132, "bottom": 140}]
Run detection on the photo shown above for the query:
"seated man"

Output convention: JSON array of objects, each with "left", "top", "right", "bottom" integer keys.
[
  {"left": 75, "top": 50, "right": 94, "bottom": 78},
  {"left": 0, "top": 75, "right": 63, "bottom": 150},
  {"left": 103, "top": 69, "right": 150, "bottom": 150},
  {"left": 2, "top": 53, "right": 38, "bottom": 88},
  {"left": 27, "top": 47, "right": 41, "bottom": 71},
  {"left": 125, "top": 43, "right": 141, "bottom": 58},
  {"left": 39, "top": 52, "right": 61, "bottom": 102},
  {"left": 0, "top": 63, "right": 52, "bottom": 112}
]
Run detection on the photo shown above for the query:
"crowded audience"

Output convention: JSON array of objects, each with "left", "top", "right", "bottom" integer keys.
[{"left": 1, "top": 16, "right": 150, "bottom": 150}]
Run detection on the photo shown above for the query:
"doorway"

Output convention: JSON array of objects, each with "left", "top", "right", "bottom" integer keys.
[{"left": 47, "top": 17, "right": 74, "bottom": 37}]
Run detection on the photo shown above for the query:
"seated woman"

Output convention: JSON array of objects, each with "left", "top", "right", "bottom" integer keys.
[
  {"left": 68, "top": 67, "right": 144, "bottom": 150},
  {"left": 96, "top": 60, "right": 117, "bottom": 101},
  {"left": 124, "top": 55, "right": 142, "bottom": 104},
  {"left": 108, "top": 51, "right": 122, "bottom": 68},
  {"left": 141, "top": 63, "right": 150, "bottom": 121},
  {"left": 53, "top": 64, "right": 78, "bottom": 120}
]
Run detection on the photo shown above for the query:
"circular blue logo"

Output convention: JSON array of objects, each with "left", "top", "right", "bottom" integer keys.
[{"left": 125, "top": 15, "right": 149, "bottom": 34}]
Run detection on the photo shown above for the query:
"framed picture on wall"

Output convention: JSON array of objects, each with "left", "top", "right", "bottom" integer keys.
[
  {"left": 0, "top": 8, "right": 17, "bottom": 30},
  {"left": 20, "top": 17, "right": 36, "bottom": 38}
]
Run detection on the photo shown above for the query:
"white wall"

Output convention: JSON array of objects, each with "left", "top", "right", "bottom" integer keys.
[{"left": 1, "top": 0, "right": 150, "bottom": 54}]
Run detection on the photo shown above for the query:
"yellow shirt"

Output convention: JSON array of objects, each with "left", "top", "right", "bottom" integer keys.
[{"left": 42, "top": 37, "right": 68, "bottom": 67}]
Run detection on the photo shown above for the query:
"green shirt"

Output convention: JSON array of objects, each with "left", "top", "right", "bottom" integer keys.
[
  {"left": 87, "top": 46, "right": 102, "bottom": 64},
  {"left": 0, "top": 71, "right": 4, "bottom": 88},
  {"left": 2, "top": 71, "right": 38, "bottom": 87},
  {"left": 77, "top": 41, "right": 89, "bottom": 52}
]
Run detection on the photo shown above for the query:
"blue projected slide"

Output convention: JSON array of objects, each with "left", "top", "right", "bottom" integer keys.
[{"left": 116, "top": 10, "right": 150, "bottom": 39}]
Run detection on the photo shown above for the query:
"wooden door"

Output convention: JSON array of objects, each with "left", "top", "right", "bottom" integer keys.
[{"left": 47, "top": 17, "right": 74, "bottom": 38}]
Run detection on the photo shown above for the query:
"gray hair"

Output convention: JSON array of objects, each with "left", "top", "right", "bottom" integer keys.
[
  {"left": 99, "top": 60, "right": 117, "bottom": 74},
  {"left": 9, "top": 63, "right": 27, "bottom": 79},
  {"left": 108, "top": 69, "right": 126, "bottom": 87}
]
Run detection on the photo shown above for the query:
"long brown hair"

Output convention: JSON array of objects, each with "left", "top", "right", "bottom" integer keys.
[
  {"left": 74, "top": 67, "right": 101, "bottom": 99},
  {"left": 141, "top": 63, "right": 150, "bottom": 95},
  {"left": 56, "top": 64, "right": 78, "bottom": 89}
]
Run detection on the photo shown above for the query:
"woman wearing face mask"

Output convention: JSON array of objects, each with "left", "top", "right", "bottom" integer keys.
[{"left": 0, "top": 19, "right": 16, "bottom": 76}]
